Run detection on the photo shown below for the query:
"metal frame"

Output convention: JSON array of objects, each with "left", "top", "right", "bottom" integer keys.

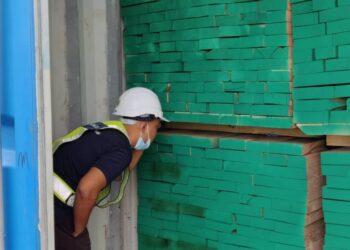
[
  {"left": 77, "top": 1, "right": 113, "bottom": 249},
  {"left": 34, "top": 0, "right": 55, "bottom": 249},
  {"left": 119, "top": 11, "right": 139, "bottom": 250},
  {"left": 2, "top": 0, "right": 40, "bottom": 248}
]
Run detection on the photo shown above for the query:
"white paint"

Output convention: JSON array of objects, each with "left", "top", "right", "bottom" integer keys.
[
  {"left": 1, "top": 149, "right": 16, "bottom": 167},
  {"left": 34, "top": 0, "right": 55, "bottom": 249},
  {"left": 49, "top": 0, "right": 72, "bottom": 139},
  {"left": 78, "top": 0, "right": 110, "bottom": 124},
  {"left": 121, "top": 170, "right": 139, "bottom": 250},
  {"left": 77, "top": 1, "right": 116, "bottom": 249},
  {"left": 106, "top": 181, "right": 122, "bottom": 250},
  {"left": 119, "top": 14, "right": 138, "bottom": 250}
]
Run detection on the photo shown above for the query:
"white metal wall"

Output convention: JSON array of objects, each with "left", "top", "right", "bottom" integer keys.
[
  {"left": 48, "top": 0, "right": 137, "bottom": 249},
  {"left": 34, "top": 0, "right": 55, "bottom": 249}
]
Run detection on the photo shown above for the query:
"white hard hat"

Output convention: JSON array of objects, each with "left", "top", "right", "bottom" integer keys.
[{"left": 113, "top": 87, "right": 169, "bottom": 122}]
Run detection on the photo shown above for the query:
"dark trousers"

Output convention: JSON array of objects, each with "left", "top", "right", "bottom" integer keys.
[{"left": 55, "top": 218, "right": 91, "bottom": 250}]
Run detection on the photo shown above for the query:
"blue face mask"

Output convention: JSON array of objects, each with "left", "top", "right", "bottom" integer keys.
[{"left": 134, "top": 124, "right": 151, "bottom": 150}]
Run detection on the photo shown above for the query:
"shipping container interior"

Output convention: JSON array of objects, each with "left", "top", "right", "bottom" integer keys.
[{"left": 2, "top": 0, "right": 350, "bottom": 249}]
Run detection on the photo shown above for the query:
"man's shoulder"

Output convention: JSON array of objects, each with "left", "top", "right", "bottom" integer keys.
[{"left": 93, "top": 129, "right": 131, "bottom": 150}]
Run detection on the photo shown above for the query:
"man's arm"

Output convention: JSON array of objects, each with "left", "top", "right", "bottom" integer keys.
[
  {"left": 73, "top": 167, "right": 107, "bottom": 237},
  {"left": 129, "top": 150, "right": 144, "bottom": 171}
]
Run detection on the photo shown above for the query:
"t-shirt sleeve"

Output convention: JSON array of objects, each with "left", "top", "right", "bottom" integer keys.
[{"left": 94, "top": 133, "right": 132, "bottom": 184}]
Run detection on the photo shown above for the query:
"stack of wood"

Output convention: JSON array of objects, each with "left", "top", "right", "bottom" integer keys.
[
  {"left": 321, "top": 148, "right": 350, "bottom": 249},
  {"left": 137, "top": 130, "right": 325, "bottom": 250},
  {"left": 292, "top": 0, "right": 350, "bottom": 135},
  {"left": 121, "top": 0, "right": 294, "bottom": 129}
]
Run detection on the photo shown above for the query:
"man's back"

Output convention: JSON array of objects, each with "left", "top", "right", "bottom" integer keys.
[{"left": 53, "top": 129, "right": 132, "bottom": 223}]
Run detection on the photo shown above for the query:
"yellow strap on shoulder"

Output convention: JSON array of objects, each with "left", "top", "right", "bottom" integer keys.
[
  {"left": 52, "top": 127, "right": 88, "bottom": 153},
  {"left": 53, "top": 120, "right": 129, "bottom": 153}
]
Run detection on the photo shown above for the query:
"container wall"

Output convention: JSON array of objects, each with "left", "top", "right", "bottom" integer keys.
[
  {"left": 48, "top": 0, "right": 129, "bottom": 249},
  {"left": 1, "top": 0, "right": 40, "bottom": 249}
]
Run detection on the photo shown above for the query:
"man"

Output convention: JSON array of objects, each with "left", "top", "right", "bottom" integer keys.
[{"left": 53, "top": 87, "right": 168, "bottom": 250}]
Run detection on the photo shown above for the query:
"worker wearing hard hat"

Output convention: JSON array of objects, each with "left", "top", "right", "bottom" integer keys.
[{"left": 53, "top": 87, "right": 168, "bottom": 250}]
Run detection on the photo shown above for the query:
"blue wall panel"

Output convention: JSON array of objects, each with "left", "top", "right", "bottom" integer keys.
[{"left": 1, "top": 0, "right": 40, "bottom": 249}]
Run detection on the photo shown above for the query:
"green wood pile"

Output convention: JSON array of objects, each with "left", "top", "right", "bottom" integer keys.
[
  {"left": 121, "top": 0, "right": 293, "bottom": 129},
  {"left": 137, "top": 131, "right": 325, "bottom": 250},
  {"left": 322, "top": 148, "right": 350, "bottom": 249},
  {"left": 292, "top": 0, "right": 350, "bottom": 135}
]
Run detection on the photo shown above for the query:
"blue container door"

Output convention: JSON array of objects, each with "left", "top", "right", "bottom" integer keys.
[{"left": 1, "top": 0, "right": 40, "bottom": 249}]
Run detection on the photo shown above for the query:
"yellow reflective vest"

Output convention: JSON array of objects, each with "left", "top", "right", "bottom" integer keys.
[{"left": 53, "top": 121, "right": 130, "bottom": 208}]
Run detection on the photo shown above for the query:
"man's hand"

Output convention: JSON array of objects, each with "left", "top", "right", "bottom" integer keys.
[{"left": 72, "top": 231, "right": 82, "bottom": 238}]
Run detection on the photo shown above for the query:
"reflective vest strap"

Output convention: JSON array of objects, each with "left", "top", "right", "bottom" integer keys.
[
  {"left": 52, "top": 121, "right": 129, "bottom": 153},
  {"left": 52, "top": 127, "right": 88, "bottom": 153},
  {"left": 54, "top": 168, "right": 130, "bottom": 208},
  {"left": 102, "top": 121, "right": 128, "bottom": 136},
  {"left": 53, "top": 173, "right": 75, "bottom": 205},
  {"left": 96, "top": 168, "right": 130, "bottom": 208}
]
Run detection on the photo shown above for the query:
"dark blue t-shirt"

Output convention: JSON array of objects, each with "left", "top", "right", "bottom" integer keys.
[{"left": 54, "top": 128, "right": 132, "bottom": 223}]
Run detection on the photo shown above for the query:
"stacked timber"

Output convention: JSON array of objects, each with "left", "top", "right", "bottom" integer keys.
[
  {"left": 137, "top": 131, "right": 325, "bottom": 250},
  {"left": 292, "top": 0, "right": 350, "bottom": 135},
  {"left": 321, "top": 148, "right": 350, "bottom": 249},
  {"left": 121, "top": 0, "right": 294, "bottom": 129}
]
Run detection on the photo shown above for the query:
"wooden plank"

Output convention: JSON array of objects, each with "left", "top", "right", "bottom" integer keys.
[
  {"left": 307, "top": 176, "right": 324, "bottom": 202},
  {"left": 306, "top": 209, "right": 323, "bottom": 226},
  {"left": 307, "top": 198, "right": 322, "bottom": 214},
  {"left": 305, "top": 220, "right": 324, "bottom": 250},
  {"left": 299, "top": 139, "right": 326, "bottom": 155},
  {"left": 306, "top": 153, "right": 322, "bottom": 178},
  {"left": 165, "top": 122, "right": 313, "bottom": 138},
  {"left": 327, "top": 135, "right": 350, "bottom": 146}
]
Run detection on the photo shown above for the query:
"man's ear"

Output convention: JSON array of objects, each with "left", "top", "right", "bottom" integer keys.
[{"left": 137, "top": 121, "right": 147, "bottom": 131}]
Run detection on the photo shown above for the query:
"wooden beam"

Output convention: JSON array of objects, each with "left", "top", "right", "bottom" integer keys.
[
  {"left": 165, "top": 122, "right": 314, "bottom": 138},
  {"left": 327, "top": 136, "right": 350, "bottom": 146}
]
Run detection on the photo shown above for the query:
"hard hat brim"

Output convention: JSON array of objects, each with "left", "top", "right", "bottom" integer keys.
[
  {"left": 159, "top": 116, "right": 170, "bottom": 122},
  {"left": 113, "top": 112, "right": 169, "bottom": 122}
]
